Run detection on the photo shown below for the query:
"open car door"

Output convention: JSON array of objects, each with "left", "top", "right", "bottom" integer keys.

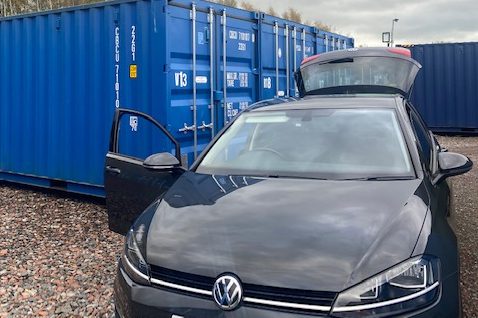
[
  {"left": 105, "top": 108, "right": 184, "bottom": 235},
  {"left": 295, "top": 47, "right": 422, "bottom": 97}
]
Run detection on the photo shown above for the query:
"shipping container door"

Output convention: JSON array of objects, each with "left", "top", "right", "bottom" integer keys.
[
  {"left": 303, "top": 28, "right": 316, "bottom": 58},
  {"left": 290, "top": 26, "right": 302, "bottom": 97},
  {"left": 165, "top": 3, "right": 216, "bottom": 165},
  {"left": 288, "top": 25, "right": 314, "bottom": 97},
  {"left": 217, "top": 9, "right": 258, "bottom": 128},
  {"left": 316, "top": 33, "right": 326, "bottom": 55},
  {"left": 326, "top": 34, "right": 334, "bottom": 52},
  {"left": 260, "top": 20, "right": 290, "bottom": 99}
]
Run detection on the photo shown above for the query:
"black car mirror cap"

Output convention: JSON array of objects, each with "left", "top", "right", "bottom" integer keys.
[
  {"left": 433, "top": 152, "right": 473, "bottom": 184},
  {"left": 143, "top": 152, "right": 181, "bottom": 169}
]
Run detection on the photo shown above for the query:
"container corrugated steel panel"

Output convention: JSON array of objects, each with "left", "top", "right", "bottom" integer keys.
[
  {"left": 0, "top": 0, "right": 353, "bottom": 196},
  {"left": 404, "top": 42, "right": 478, "bottom": 133}
]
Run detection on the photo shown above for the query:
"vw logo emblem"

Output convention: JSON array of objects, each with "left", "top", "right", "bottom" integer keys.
[{"left": 212, "top": 274, "right": 243, "bottom": 311}]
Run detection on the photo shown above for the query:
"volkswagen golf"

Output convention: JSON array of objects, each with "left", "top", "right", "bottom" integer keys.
[{"left": 106, "top": 48, "right": 472, "bottom": 317}]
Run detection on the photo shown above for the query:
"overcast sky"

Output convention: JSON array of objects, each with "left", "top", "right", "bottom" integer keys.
[{"left": 249, "top": 0, "right": 478, "bottom": 46}]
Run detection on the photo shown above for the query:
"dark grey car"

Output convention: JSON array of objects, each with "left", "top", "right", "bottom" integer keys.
[{"left": 106, "top": 48, "right": 472, "bottom": 317}]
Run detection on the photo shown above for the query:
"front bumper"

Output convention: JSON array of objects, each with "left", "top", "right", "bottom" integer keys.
[{"left": 114, "top": 261, "right": 461, "bottom": 318}]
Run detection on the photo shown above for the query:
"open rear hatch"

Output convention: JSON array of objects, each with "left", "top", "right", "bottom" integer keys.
[{"left": 295, "top": 47, "right": 422, "bottom": 97}]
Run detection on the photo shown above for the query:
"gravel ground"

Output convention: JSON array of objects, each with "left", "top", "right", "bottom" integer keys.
[
  {"left": 0, "top": 190, "right": 121, "bottom": 317},
  {"left": 0, "top": 136, "right": 477, "bottom": 317},
  {"left": 437, "top": 136, "right": 478, "bottom": 317}
]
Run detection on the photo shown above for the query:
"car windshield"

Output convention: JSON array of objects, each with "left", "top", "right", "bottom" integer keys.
[
  {"left": 195, "top": 108, "right": 414, "bottom": 180},
  {"left": 301, "top": 57, "right": 419, "bottom": 94}
]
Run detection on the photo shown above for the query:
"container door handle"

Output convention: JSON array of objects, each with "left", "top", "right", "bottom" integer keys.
[
  {"left": 293, "top": 26, "right": 298, "bottom": 96},
  {"left": 285, "top": 24, "right": 289, "bottom": 97},
  {"left": 198, "top": 121, "right": 213, "bottom": 131},
  {"left": 209, "top": 7, "right": 215, "bottom": 138},
  {"left": 191, "top": 3, "right": 198, "bottom": 160},
  {"left": 179, "top": 123, "right": 196, "bottom": 133},
  {"left": 106, "top": 166, "right": 121, "bottom": 175},
  {"left": 222, "top": 9, "right": 228, "bottom": 126},
  {"left": 275, "top": 21, "right": 279, "bottom": 98}
]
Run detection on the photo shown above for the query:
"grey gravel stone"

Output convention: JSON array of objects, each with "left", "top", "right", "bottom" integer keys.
[
  {"left": 0, "top": 186, "right": 122, "bottom": 317},
  {"left": 437, "top": 136, "right": 478, "bottom": 318}
]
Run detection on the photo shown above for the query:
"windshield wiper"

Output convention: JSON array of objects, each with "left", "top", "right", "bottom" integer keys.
[{"left": 340, "top": 176, "right": 416, "bottom": 181}]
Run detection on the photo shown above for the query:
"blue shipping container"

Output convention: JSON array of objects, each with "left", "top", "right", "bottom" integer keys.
[
  {"left": 403, "top": 42, "right": 478, "bottom": 133},
  {"left": 0, "top": 0, "right": 353, "bottom": 197}
]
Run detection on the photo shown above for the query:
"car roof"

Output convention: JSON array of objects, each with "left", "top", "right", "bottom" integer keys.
[{"left": 248, "top": 94, "right": 404, "bottom": 112}]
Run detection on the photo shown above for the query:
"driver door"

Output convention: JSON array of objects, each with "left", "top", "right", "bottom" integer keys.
[{"left": 105, "top": 108, "right": 184, "bottom": 235}]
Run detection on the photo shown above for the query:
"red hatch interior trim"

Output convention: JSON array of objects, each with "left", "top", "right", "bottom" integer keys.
[
  {"left": 387, "top": 47, "right": 412, "bottom": 58},
  {"left": 301, "top": 54, "right": 321, "bottom": 65}
]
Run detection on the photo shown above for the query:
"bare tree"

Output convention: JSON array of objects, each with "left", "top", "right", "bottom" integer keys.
[
  {"left": 213, "top": 0, "right": 238, "bottom": 7},
  {"left": 240, "top": 1, "right": 256, "bottom": 11},
  {"left": 314, "top": 20, "right": 333, "bottom": 32},
  {"left": 266, "top": 6, "right": 277, "bottom": 16},
  {"left": 8, "top": 0, "right": 15, "bottom": 15},
  {"left": 282, "top": 7, "right": 302, "bottom": 23}
]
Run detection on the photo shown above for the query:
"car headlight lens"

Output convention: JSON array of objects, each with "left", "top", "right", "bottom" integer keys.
[
  {"left": 122, "top": 226, "right": 150, "bottom": 284},
  {"left": 120, "top": 201, "right": 159, "bottom": 285},
  {"left": 331, "top": 256, "right": 440, "bottom": 317}
]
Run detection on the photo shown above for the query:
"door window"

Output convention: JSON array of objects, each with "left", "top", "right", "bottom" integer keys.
[
  {"left": 408, "top": 107, "right": 433, "bottom": 171},
  {"left": 105, "top": 108, "right": 182, "bottom": 235},
  {"left": 116, "top": 114, "right": 176, "bottom": 160}
]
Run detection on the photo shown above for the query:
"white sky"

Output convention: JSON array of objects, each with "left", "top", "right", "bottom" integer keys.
[{"left": 248, "top": 0, "right": 478, "bottom": 46}]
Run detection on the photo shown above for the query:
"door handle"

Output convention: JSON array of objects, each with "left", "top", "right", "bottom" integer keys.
[
  {"left": 178, "top": 123, "right": 196, "bottom": 133},
  {"left": 106, "top": 166, "right": 121, "bottom": 175}
]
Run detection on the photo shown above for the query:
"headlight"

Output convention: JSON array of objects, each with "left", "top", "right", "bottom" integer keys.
[
  {"left": 121, "top": 201, "right": 159, "bottom": 285},
  {"left": 331, "top": 256, "right": 440, "bottom": 317},
  {"left": 122, "top": 227, "right": 150, "bottom": 284}
]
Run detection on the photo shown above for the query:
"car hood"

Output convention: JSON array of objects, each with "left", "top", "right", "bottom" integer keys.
[{"left": 146, "top": 172, "right": 429, "bottom": 292}]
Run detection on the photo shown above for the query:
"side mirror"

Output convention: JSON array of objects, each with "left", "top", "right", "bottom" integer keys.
[
  {"left": 143, "top": 152, "right": 180, "bottom": 169},
  {"left": 433, "top": 152, "right": 473, "bottom": 184}
]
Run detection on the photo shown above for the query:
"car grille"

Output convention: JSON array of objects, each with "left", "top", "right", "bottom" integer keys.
[{"left": 149, "top": 265, "right": 336, "bottom": 314}]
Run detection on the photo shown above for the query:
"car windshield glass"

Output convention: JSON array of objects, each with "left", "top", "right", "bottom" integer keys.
[
  {"left": 195, "top": 108, "right": 414, "bottom": 180},
  {"left": 301, "top": 57, "right": 417, "bottom": 94}
]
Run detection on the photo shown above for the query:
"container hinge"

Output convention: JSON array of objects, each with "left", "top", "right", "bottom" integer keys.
[
  {"left": 273, "top": 22, "right": 278, "bottom": 34},
  {"left": 190, "top": 9, "right": 196, "bottom": 20},
  {"left": 179, "top": 123, "right": 196, "bottom": 133},
  {"left": 113, "top": 9, "right": 120, "bottom": 25},
  {"left": 207, "top": 9, "right": 214, "bottom": 22},
  {"left": 214, "top": 91, "right": 224, "bottom": 102},
  {"left": 221, "top": 11, "right": 226, "bottom": 25},
  {"left": 163, "top": 64, "right": 170, "bottom": 72},
  {"left": 55, "top": 16, "right": 61, "bottom": 30}
]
